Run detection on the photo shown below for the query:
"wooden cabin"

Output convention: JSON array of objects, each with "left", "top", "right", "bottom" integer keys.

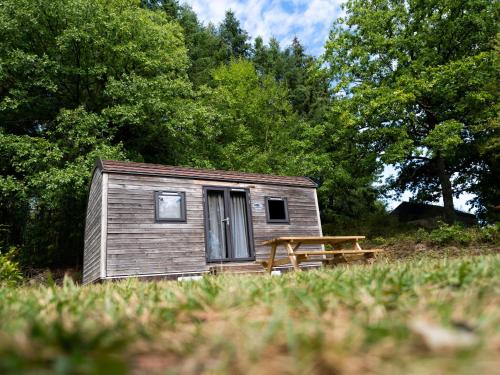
[{"left": 83, "top": 159, "right": 322, "bottom": 284}]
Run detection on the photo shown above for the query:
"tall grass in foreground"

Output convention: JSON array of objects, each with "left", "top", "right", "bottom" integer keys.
[{"left": 0, "top": 255, "right": 499, "bottom": 374}]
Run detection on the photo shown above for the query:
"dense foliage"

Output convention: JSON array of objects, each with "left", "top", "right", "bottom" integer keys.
[
  {"left": 0, "top": 0, "right": 498, "bottom": 268},
  {"left": 324, "top": 0, "right": 500, "bottom": 221}
]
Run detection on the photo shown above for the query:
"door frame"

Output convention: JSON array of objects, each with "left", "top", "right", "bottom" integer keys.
[{"left": 202, "top": 186, "right": 256, "bottom": 263}]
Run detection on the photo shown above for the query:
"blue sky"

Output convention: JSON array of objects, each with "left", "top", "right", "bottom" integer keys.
[
  {"left": 182, "top": 0, "right": 344, "bottom": 56},
  {"left": 182, "top": 0, "right": 476, "bottom": 213}
]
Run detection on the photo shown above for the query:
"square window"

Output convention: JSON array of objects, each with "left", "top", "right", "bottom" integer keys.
[
  {"left": 155, "top": 192, "right": 186, "bottom": 222},
  {"left": 265, "top": 197, "right": 289, "bottom": 223}
]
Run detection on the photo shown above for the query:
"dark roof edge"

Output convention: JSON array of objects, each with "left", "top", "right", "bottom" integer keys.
[
  {"left": 303, "top": 176, "right": 318, "bottom": 188},
  {"left": 85, "top": 159, "right": 104, "bottom": 199},
  {"left": 103, "top": 168, "right": 318, "bottom": 188},
  {"left": 99, "top": 159, "right": 317, "bottom": 188},
  {"left": 94, "top": 157, "right": 104, "bottom": 171},
  {"left": 391, "top": 201, "right": 475, "bottom": 217}
]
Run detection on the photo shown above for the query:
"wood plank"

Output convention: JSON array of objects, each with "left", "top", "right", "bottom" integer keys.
[
  {"left": 209, "top": 263, "right": 264, "bottom": 275},
  {"left": 262, "top": 236, "right": 365, "bottom": 245},
  {"left": 286, "top": 242, "right": 301, "bottom": 272},
  {"left": 259, "top": 257, "right": 291, "bottom": 269},
  {"left": 83, "top": 169, "right": 103, "bottom": 284},
  {"left": 267, "top": 243, "right": 277, "bottom": 273},
  {"left": 295, "top": 249, "right": 383, "bottom": 255}
]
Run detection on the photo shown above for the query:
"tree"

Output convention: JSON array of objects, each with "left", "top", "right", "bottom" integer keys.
[
  {"left": 251, "top": 37, "right": 330, "bottom": 121},
  {"left": 217, "top": 10, "right": 251, "bottom": 62},
  {"left": 178, "top": 9, "right": 226, "bottom": 87},
  {"left": 142, "top": 1, "right": 225, "bottom": 86},
  {"left": 195, "top": 59, "right": 300, "bottom": 173},
  {"left": 467, "top": 34, "right": 500, "bottom": 222},
  {"left": 0, "top": 0, "right": 193, "bottom": 266},
  {"left": 195, "top": 59, "right": 380, "bottom": 231},
  {"left": 283, "top": 37, "right": 330, "bottom": 121},
  {"left": 324, "top": 0, "right": 499, "bottom": 222},
  {"left": 141, "top": 0, "right": 180, "bottom": 16},
  {"left": 289, "top": 97, "right": 382, "bottom": 234}
]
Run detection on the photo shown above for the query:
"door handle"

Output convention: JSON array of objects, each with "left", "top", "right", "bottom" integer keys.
[{"left": 221, "top": 217, "right": 230, "bottom": 225}]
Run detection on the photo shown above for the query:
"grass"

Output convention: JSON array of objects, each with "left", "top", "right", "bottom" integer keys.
[{"left": 0, "top": 253, "right": 499, "bottom": 374}]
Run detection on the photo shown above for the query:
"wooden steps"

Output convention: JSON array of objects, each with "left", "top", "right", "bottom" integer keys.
[{"left": 209, "top": 263, "right": 265, "bottom": 275}]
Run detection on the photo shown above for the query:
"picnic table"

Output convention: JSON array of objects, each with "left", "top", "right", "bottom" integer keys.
[{"left": 261, "top": 236, "right": 383, "bottom": 273}]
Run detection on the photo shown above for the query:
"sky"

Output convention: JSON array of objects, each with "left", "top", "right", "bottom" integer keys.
[
  {"left": 182, "top": 0, "right": 344, "bottom": 56},
  {"left": 182, "top": 0, "right": 476, "bottom": 213}
]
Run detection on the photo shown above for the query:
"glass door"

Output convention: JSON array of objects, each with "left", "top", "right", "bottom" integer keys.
[
  {"left": 229, "top": 190, "right": 251, "bottom": 259},
  {"left": 204, "top": 187, "right": 254, "bottom": 262}
]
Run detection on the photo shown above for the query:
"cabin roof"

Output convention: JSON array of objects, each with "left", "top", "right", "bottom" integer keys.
[{"left": 98, "top": 159, "right": 317, "bottom": 188}]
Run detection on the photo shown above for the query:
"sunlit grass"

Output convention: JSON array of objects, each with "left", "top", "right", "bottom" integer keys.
[{"left": 1, "top": 254, "right": 499, "bottom": 374}]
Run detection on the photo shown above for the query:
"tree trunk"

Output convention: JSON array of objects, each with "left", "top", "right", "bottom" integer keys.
[{"left": 436, "top": 156, "right": 456, "bottom": 223}]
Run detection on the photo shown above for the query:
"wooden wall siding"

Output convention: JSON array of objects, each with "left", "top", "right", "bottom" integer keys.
[
  {"left": 105, "top": 174, "right": 321, "bottom": 277},
  {"left": 83, "top": 169, "right": 103, "bottom": 284}
]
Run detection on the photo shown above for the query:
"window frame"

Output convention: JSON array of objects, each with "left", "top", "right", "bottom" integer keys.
[
  {"left": 154, "top": 191, "right": 187, "bottom": 223},
  {"left": 265, "top": 196, "right": 290, "bottom": 224}
]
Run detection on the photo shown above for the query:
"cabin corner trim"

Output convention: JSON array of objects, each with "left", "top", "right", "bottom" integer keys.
[
  {"left": 100, "top": 172, "right": 108, "bottom": 279},
  {"left": 314, "top": 189, "right": 323, "bottom": 233},
  {"left": 313, "top": 189, "right": 324, "bottom": 250}
]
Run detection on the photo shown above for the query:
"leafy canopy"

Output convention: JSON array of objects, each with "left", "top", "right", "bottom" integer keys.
[
  {"left": 0, "top": 0, "right": 192, "bottom": 266},
  {"left": 324, "top": 0, "right": 499, "bottom": 220}
]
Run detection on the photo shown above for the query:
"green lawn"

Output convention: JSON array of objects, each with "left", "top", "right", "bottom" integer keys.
[{"left": 1, "top": 254, "right": 499, "bottom": 374}]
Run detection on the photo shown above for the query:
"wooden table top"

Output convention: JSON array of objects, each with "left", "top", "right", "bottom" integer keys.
[{"left": 262, "top": 236, "right": 366, "bottom": 245}]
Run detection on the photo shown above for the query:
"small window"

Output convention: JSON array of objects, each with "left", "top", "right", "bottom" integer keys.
[
  {"left": 265, "top": 197, "right": 289, "bottom": 223},
  {"left": 155, "top": 191, "right": 186, "bottom": 222}
]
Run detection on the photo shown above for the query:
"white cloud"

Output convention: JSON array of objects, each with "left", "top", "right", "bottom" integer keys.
[{"left": 182, "top": 0, "right": 344, "bottom": 55}]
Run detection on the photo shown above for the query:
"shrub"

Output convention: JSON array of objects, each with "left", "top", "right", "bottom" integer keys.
[
  {"left": 477, "top": 223, "right": 499, "bottom": 244},
  {"left": 367, "top": 222, "right": 499, "bottom": 248},
  {"left": 0, "top": 247, "right": 23, "bottom": 286},
  {"left": 421, "top": 223, "right": 499, "bottom": 247},
  {"left": 428, "top": 223, "right": 473, "bottom": 246},
  {"left": 414, "top": 228, "right": 429, "bottom": 243}
]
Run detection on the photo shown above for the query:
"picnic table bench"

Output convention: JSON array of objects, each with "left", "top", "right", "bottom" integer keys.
[{"left": 260, "top": 236, "right": 383, "bottom": 273}]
